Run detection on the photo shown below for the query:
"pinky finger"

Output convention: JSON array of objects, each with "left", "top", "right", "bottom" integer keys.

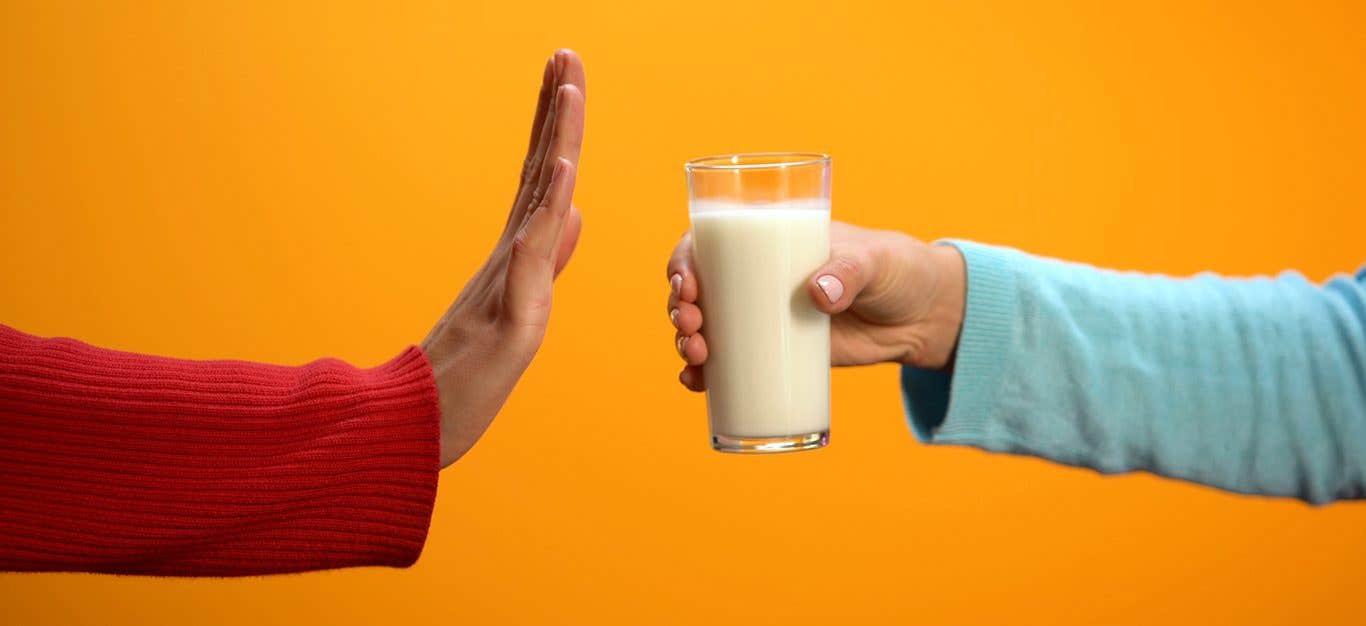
[{"left": 679, "top": 365, "right": 706, "bottom": 392}]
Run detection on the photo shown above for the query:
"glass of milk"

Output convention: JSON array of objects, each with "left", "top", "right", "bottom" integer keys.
[{"left": 684, "top": 152, "right": 832, "bottom": 453}]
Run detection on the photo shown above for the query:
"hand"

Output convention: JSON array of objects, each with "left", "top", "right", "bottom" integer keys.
[
  {"left": 422, "top": 50, "right": 585, "bottom": 467},
  {"left": 666, "top": 221, "right": 967, "bottom": 391}
]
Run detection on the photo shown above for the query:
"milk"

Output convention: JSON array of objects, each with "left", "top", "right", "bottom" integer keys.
[{"left": 689, "top": 199, "right": 830, "bottom": 439}]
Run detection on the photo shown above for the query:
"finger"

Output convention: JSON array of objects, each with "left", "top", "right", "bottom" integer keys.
[
  {"left": 668, "top": 301, "right": 703, "bottom": 335},
  {"left": 505, "top": 158, "right": 575, "bottom": 329},
  {"left": 506, "top": 49, "right": 585, "bottom": 233},
  {"left": 511, "top": 83, "right": 585, "bottom": 236},
  {"left": 554, "top": 48, "right": 587, "bottom": 97},
  {"left": 675, "top": 332, "right": 708, "bottom": 366},
  {"left": 552, "top": 205, "right": 582, "bottom": 278},
  {"left": 506, "top": 54, "right": 560, "bottom": 232},
  {"left": 526, "top": 49, "right": 586, "bottom": 207},
  {"left": 666, "top": 232, "right": 698, "bottom": 303},
  {"left": 518, "top": 56, "right": 555, "bottom": 186},
  {"left": 807, "top": 244, "right": 874, "bottom": 314},
  {"left": 679, "top": 366, "right": 706, "bottom": 392},
  {"left": 534, "top": 83, "right": 585, "bottom": 190}
]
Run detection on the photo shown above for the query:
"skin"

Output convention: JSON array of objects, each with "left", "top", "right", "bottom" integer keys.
[
  {"left": 421, "top": 51, "right": 958, "bottom": 464},
  {"left": 422, "top": 50, "right": 586, "bottom": 467},
  {"left": 666, "top": 222, "right": 969, "bottom": 390}
]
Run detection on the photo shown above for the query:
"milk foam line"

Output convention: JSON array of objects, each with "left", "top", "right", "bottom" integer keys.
[{"left": 690, "top": 198, "right": 831, "bottom": 214}]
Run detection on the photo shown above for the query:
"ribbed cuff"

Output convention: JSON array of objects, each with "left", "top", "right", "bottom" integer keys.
[
  {"left": 902, "top": 241, "right": 1018, "bottom": 444},
  {"left": 331, "top": 346, "right": 442, "bottom": 570}
]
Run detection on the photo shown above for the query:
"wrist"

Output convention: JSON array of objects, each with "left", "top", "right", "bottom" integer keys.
[
  {"left": 421, "top": 337, "right": 480, "bottom": 469},
  {"left": 917, "top": 243, "right": 967, "bottom": 371},
  {"left": 423, "top": 325, "right": 528, "bottom": 469}
]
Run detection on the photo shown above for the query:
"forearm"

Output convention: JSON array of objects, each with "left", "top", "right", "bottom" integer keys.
[
  {"left": 903, "top": 242, "right": 1366, "bottom": 503},
  {"left": 0, "top": 324, "right": 440, "bottom": 575}
]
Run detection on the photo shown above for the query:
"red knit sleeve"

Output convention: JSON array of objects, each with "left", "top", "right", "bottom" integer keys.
[{"left": 0, "top": 324, "right": 440, "bottom": 576}]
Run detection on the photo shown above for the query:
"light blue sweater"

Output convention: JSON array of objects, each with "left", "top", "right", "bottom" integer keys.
[{"left": 901, "top": 241, "right": 1366, "bottom": 504}]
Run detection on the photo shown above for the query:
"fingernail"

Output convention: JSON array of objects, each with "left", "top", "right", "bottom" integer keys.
[
  {"left": 670, "top": 273, "right": 682, "bottom": 296},
  {"left": 816, "top": 275, "right": 844, "bottom": 303},
  {"left": 676, "top": 335, "right": 688, "bottom": 356},
  {"left": 669, "top": 308, "right": 680, "bottom": 327}
]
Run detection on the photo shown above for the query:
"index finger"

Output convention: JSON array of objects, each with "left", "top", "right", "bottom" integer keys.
[
  {"left": 518, "top": 56, "right": 556, "bottom": 184},
  {"left": 666, "top": 231, "right": 698, "bottom": 303},
  {"left": 507, "top": 50, "right": 588, "bottom": 237}
]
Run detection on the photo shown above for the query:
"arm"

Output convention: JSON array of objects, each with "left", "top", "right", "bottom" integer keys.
[
  {"left": 903, "top": 242, "right": 1366, "bottom": 504},
  {"left": 666, "top": 223, "right": 1366, "bottom": 504},
  {"left": 1, "top": 49, "right": 588, "bottom": 575},
  {"left": 0, "top": 325, "right": 439, "bottom": 575}
]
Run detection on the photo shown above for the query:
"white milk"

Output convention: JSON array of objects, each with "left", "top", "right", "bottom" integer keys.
[{"left": 689, "top": 199, "right": 831, "bottom": 438}]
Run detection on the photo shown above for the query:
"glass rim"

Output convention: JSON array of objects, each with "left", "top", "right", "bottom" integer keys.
[{"left": 685, "top": 152, "right": 831, "bottom": 172}]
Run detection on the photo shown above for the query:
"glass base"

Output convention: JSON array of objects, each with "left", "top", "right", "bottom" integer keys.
[{"left": 711, "top": 430, "right": 828, "bottom": 454}]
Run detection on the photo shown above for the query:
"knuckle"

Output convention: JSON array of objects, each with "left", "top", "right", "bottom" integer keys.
[
  {"left": 525, "top": 295, "right": 553, "bottom": 321},
  {"left": 527, "top": 187, "right": 547, "bottom": 212},
  {"left": 511, "top": 236, "right": 554, "bottom": 263},
  {"left": 830, "top": 255, "right": 862, "bottom": 282},
  {"left": 524, "top": 154, "right": 545, "bottom": 180},
  {"left": 667, "top": 235, "right": 693, "bottom": 274},
  {"left": 501, "top": 293, "right": 553, "bottom": 331}
]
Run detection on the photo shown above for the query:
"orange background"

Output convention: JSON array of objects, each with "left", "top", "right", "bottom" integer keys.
[{"left": 2, "top": 1, "right": 1364, "bottom": 624}]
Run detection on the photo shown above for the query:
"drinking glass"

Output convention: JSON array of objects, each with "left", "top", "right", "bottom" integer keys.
[{"left": 684, "top": 152, "right": 832, "bottom": 453}]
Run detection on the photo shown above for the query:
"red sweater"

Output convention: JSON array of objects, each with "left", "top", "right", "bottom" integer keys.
[{"left": 0, "top": 324, "right": 441, "bottom": 576}]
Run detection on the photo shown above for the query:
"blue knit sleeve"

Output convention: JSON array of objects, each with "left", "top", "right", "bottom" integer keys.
[{"left": 902, "top": 242, "right": 1366, "bottom": 504}]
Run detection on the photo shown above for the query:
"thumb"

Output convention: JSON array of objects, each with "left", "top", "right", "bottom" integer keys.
[
  {"left": 807, "top": 245, "right": 873, "bottom": 314},
  {"left": 505, "top": 157, "right": 575, "bottom": 330}
]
